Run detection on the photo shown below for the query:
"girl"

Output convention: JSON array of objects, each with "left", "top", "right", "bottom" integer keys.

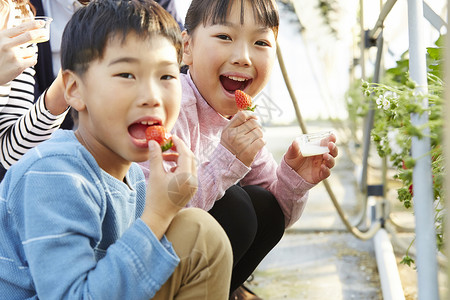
[{"left": 140, "top": 0, "right": 338, "bottom": 298}]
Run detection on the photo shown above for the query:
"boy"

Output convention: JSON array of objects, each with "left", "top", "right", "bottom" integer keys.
[{"left": 0, "top": 1, "right": 232, "bottom": 299}]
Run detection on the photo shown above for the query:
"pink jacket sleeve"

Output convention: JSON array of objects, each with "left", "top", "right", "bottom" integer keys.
[
  {"left": 171, "top": 100, "right": 251, "bottom": 211},
  {"left": 240, "top": 147, "right": 316, "bottom": 228}
]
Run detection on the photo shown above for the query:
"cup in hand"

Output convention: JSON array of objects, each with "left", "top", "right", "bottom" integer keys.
[
  {"left": 297, "top": 130, "right": 333, "bottom": 157},
  {"left": 19, "top": 16, "right": 53, "bottom": 44},
  {"left": 12, "top": 17, "right": 52, "bottom": 59}
]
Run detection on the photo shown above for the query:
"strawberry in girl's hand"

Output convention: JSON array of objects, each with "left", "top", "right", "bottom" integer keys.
[
  {"left": 235, "top": 90, "right": 256, "bottom": 111},
  {"left": 145, "top": 125, "right": 173, "bottom": 152}
]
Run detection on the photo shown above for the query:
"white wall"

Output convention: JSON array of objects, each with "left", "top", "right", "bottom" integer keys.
[{"left": 174, "top": 0, "right": 190, "bottom": 21}]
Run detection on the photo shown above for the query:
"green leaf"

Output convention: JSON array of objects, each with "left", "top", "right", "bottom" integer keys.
[
  {"left": 427, "top": 47, "right": 440, "bottom": 60},
  {"left": 400, "top": 255, "right": 415, "bottom": 267}
]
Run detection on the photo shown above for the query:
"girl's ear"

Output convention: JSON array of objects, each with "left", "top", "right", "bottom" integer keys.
[
  {"left": 181, "top": 30, "right": 193, "bottom": 66},
  {"left": 62, "top": 70, "right": 86, "bottom": 111}
]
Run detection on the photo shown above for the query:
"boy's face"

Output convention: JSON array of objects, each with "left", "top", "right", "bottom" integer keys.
[
  {"left": 183, "top": 0, "right": 277, "bottom": 117},
  {"left": 66, "top": 33, "right": 181, "bottom": 177}
]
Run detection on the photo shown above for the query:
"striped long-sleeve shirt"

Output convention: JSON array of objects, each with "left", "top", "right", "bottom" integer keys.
[{"left": 0, "top": 67, "right": 68, "bottom": 169}]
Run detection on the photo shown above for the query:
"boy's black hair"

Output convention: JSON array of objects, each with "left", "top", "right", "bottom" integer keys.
[
  {"left": 184, "top": 0, "right": 279, "bottom": 38},
  {"left": 61, "top": 0, "right": 183, "bottom": 75}
]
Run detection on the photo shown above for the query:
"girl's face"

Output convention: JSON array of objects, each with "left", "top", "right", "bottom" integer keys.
[{"left": 183, "top": 0, "right": 277, "bottom": 117}]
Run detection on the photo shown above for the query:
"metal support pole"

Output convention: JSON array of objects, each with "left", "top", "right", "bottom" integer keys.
[
  {"left": 407, "top": 0, "right": 440, "bottom": 299},
  {"left": 423, "top": 1, "right": 447, "bottom": 32},
  {"left": 360, "top": 33, "right": 384, "bottom": 195},
  {"left": 359, "top": 0, "right": 366, "bottom": 80},
  {"left": 367, "top": 0, "right": 398, "bottom": 40},
  {"left": 444, "top": 1, "right": 450, "bottom": 298}
]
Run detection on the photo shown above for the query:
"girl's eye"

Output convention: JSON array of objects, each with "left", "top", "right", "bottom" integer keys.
[
  {"left": 116, "top": 73, "right": 134, "bottom": 79},
  {"left": 216, "top": 34, "right": 231, "bottom": 41},
  {"left": 255, "top": 40, "right": 270, "bottom": 47}
]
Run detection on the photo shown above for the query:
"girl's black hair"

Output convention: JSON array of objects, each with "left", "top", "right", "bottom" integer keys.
[
  {"left": 61, "top": 0, "right": 182, "bottom": 75},
  {"left": 184, "top": 0, "right": 279, "bottom": 38}
]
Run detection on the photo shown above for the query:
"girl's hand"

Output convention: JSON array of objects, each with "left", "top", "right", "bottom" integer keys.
[
  {"left": 220, "top": 111, "right": 265, "bottom": 167},
  {"left": 284, "top": 133, "right": 338, "bottom": 184},
  {"left": 142, "top": 135, "right": 198, "bottom": 238},
  {"left": 0, "top": 20, "right": 43, "bottom": 85},
  {"left": 45, "top": 70, "right": 70, "bottom": 115}
]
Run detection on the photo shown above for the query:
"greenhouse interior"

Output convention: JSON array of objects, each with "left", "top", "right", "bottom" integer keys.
[{"left": 175, "top": 0, "right": 448, "bottom": 299}]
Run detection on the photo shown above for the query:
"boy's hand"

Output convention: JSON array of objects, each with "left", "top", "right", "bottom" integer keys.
[
  {"left": 284, "top": 133, "right": 338, "bottom": 184},
  {"left": 142, "top": 135, "right": 198, "bottom": 239},
  {"left": 220, "top": 111, "right": 265, "bottom": 167}
]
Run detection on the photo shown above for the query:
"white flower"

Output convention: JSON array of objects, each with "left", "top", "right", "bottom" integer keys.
[
  {"left": 382, "top": 97, "right": 390, "bottom": 110},
  {"left": 376, "top": 94, "right": 391, "bottom": 110},
  {"left": 387, "top": 129, "right": 403, "bottom": 155},
  {"left": 384, "top": 91, "right": 398, "bottom": 100},
  {"left": 376, "top": 95, "right": 384, "bottom": 109}
]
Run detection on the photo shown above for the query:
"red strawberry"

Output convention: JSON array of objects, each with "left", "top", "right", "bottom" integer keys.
[
  {"left": 145, "top": 125, "right": 173, "bottom": 152},
  {"left": 235, "top": 90, "right": 256, "bottom": 111}
]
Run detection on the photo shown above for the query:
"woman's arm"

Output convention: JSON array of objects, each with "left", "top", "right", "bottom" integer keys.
[{"left": 0, "top": 69, "right": 68, "bottom": 168}]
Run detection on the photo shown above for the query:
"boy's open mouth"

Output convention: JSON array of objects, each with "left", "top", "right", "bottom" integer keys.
[
  {"left": 128, "top": 121, "right": 160, "bottom": 141},
  {"left": 220, "top": 75, "right": 251, "bottom": 94}
]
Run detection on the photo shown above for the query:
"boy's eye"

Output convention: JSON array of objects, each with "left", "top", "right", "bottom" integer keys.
[
  {"left": 216, "top": 34, "right": 231, "bottom": 41},
  {"left": 116, "top": 73, "right": 134, "bottom": 79},
  {"left": 161, "top": 74, "right": 176, "bottom": 80}
]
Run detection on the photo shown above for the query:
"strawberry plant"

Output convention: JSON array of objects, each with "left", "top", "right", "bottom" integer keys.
[{"left": 350, "top": 35, "right": 445, "bottom": 266}]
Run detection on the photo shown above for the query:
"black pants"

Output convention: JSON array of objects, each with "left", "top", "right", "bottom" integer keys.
[{"left": 208, "top": 185, "right": 285, "bottom": 292}]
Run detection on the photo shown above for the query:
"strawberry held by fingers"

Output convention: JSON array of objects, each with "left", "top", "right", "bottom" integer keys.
[
  {"left": 145, "top": 125, "right": 174, "bottom": 152},
  {"left": 235, "top": 90, "right": 256, "bottom": 111}
]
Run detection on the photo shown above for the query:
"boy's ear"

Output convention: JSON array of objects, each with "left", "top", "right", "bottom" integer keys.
[
  {"left": 181, "top": 30, "right": 193, "bottom": 66},
  {"left": 62, "top": 70, "right": 86, "bottom": 111}
]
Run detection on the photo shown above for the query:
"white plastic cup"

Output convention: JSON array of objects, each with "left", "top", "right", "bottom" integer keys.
[
  {"left": 16, "top": 16, "right": 53, "bottom": 44},
  {"left": 297, "top": 130, "right": 333, "bottom": 157},
  {"left": 27, "top": 16, "right": 53, "bottom": 44}
]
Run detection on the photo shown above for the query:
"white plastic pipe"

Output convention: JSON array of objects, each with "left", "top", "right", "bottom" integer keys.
[
  {"left": 407, "top": 0, "right": 440, "bottom": 299},
  {"left": 374, "top": 229, "right": 405, "bottom": 300}
]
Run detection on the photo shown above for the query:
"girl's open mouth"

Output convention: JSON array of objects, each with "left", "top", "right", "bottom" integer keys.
[{"left": 220, "top": 75, "right": 251, "bottom": 94}]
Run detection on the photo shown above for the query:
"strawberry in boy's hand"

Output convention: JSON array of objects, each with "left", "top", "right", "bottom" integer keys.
[
  {"left": 235, "top": 90, "right": 256, "bottom": 111},
  {"left": 145, "top": 125, "right": 174, "bottom": 152}
]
